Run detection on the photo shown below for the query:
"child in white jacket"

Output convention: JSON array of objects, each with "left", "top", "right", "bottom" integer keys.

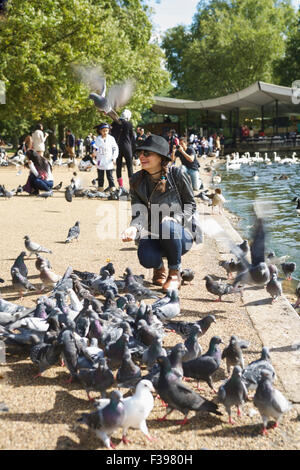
[{"left": 93, "top": 123, "right": 119, "bottom": 192}]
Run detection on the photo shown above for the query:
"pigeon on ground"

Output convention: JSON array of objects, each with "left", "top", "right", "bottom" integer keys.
[
  {"left": 39, "top": 265, "right": 62, "bottom": 291},
  {"left": 105, "top": 333, "right": 130, "bottom": 370},
  {"left": 35, "top": 254, "right": 51, "bottom": 272},
  {"left": 156, "top": 356, "right": 222, "bottom": 426},
  {"left": 116, "top": 379, "right": 155, "bottom": 444},
  {"left": 182, "top": 324, "right": 202, "bottom": 362},
  {"left": 236, "top": 239, "right": 249, "bottom": 258},
  {"left": 37, "top": 190, "right": 53, "bottom": 199},
  {"left": 11, "top": 267, "right": 36, "bottom": 298},
  {"left": 53, "top": 181, "right": 63, "bottom": 190},
  {"left": 151, "top": 289, "right": 180, "bottom": 322},
  {"left": 11, "top": 251, "right": 28, "bottom": 278},
  {"left": 100, "top": 261, "right": 115, "bottom": 277},
  {"left": 65, "top": 221, "right": 80, "bottom": 243},
  {"left": 241, "top": 346, "right": 276, "bottom": 391},
  {"left": 180, "top": 269, "right": 195, "bottom": 285},
  {"left": 116, "top": 346, "right": 141, "bottom": 388},
  {"left": 165, "top": 314, "right": 216, "bottom": 340},
  {"left": 136, "top": 319, "right": 160, "bottom": 347},
  {"left": 64, "top": 183, "right": 75, "bottom": 203},
  {"left": 219, "top": 259, "right": 244, "bottom": 279},
  {"left": 203, "top": 275, "right": 234, "bottom": 302},
  {"left": 183, "top": 336, "right": 223, "bottom": 393},
  {"left": 266, "top": 273, "right": 282, "bottom": 303},
  {"left": 168, "top": 343, "right": 188, "bottom": 379},
  {"left": 58, "top": 325, "right": 91, "bottom": 382},
  {"left": 77, "top": 358, "right": 115, "bottom": 400},
  {"left": 24, "top": 236, "right": 52, "bottom": 256},
  {"left": 293, "top": 282, "right": 300, "bottom": 308},
  {"left": 266, "top": 251, "right": 290, "bottom": 266},
  {"left": 90, "top": 270, "right": 118, "bottom": 297},
  {"left": 281, "top": 262, "right": 296, "bottom": 281},
  {"left": 218, "top": 365, "right": 249, "bottom": 424},
  {"left": 221, "top": 335, "right": 249, "bottom": 375},
  {"left": 77, "top": 338, "right": 104, "bottom": 369},
  {"left": 77, "top": 389, "right": 125, "bottom": 449},
  {"left": 253, "top": 369, "right": 292, "bottom": 435},
  {"left": 142, "top": 334, "right": 167, "bottom": 370},
  {"left": 29, "top": 336, "right": 63, "bottom": 378},
  {"left": 124, "top": 268, "right": 159, "bottom": 301}
]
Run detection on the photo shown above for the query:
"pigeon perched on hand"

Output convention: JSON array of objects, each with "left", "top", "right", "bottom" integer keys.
[
  {"left": 77, "top": 389, "right": 125, "bottom": 449},
  {"left": 65, "top": 221, "right": 80, "bottom": 243},
  {"left": 24, "top": 236, "right": 52, "bottom": 256},
  {"left": 253, "top": 369, "right": 292, "bottom": 435},
  {"left": 218, "top": 365, "right": 249, "bottom": 424}
]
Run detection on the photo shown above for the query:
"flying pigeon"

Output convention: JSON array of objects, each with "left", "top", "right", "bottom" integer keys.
[{"left": 65, "top": 221, "right": 80, "bottom": 243}]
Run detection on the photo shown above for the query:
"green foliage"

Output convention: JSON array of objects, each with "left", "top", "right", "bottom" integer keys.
[
  {"left": 0, "top": 0, "right": 169, "bottom": 138},
  {"left": 162, "top": 0, "right": 296, "bottom": 100}
]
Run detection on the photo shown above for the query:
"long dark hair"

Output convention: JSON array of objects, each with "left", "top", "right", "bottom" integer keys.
[
  {"left": 131, "top": 156, "right": 170, "bottom": 193},
  {"left": 26, "top": 149, "right": 50, "bottom": 173}
]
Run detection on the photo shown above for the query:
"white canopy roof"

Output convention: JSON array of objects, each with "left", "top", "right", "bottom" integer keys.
[{"left": 152, "top": 81, "right": 300, "bottom": 115}]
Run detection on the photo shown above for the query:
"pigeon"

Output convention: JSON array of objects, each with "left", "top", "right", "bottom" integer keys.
[
  {"left": 77, "top": 389, "right": 125, "bottom": 449},
  {"left": 117, "top": 379, "right": 155, "bottom": 444},
  {"left": 211, "top": 188, "right": 226, "bottom": 214},
  {"left": 266, "top": 273, "right": 282, "bottom": 303},
  {"left": 182, "top": 336, "right": 223, "bottom": 393},
  {"left": 11, "top": 251, "right": 28, "bottom": 278},
  {"left": 267, "top": 251, "right": 290, "bottom": 266},
  {"left": 29, "top": 336, "right": 63, "bottom": 378},
  {"left": 64, "top": 184, "right": 75, "bottom": 203},
  {"left": 65, "top": 221, "right": 80, "bottom": 243},
  {"left": 136, "top": 319, "right": 160, "bottom": 347},
  {"left": 168, "top": 343, "right": 188, "bottom": 379},
  {"left": 105, "top": 333, "right": 130, "bottom": 370},
  {"left": 235, "top": 239, "right": 249, "bottom": 258},
  {"left": 77, "top": 358, "right": 115, "bottom": 400},
  {"left": 1, "top": 185, "right": 16, "bottom": 198},
  {"left": 116, "top": 346, "right": 141, "bottom": 388},
  {"left": 221, "top": 335, "right": 249, "bottom": 375},
  {"left": 165, "top": 314, "right": 216, "bottom": 340},
  {"left": 281, "top": 262, "right": 296, "bottom": 281},
  {"left": 99, "top": 261, "right": 115, "bottom": 277},
  {"left": 39, "top": 265, "right": 62, "bottom": 291},
  {"left": 241, "top": 346, "right": 276, "bottom": 391},
  {"left": 11, "top": 267, "right": 36, "bottom": 298},
  {"left": 293, "top": 282, "right": 300, "bottom": 308},
  {"left": 219, "top": 259, "right": 244, "bottom": 279},
  {"left": 253, "top": 369, "right": 292, "bottom": 435},
  {"left": 268, "top": 263, "right": 278, "bottom": 277},
  {"left": 35, "top": 254, "right": 51, "bottom": 272},
  {"left": 24, "top": 236, "right": 52, "bottom": 256},
  {"left": 180, "top": 268, "right": 195, "bottom": 285},
  {"left": 53, "top": 181, "right": 63, "bottom": 190},
  {"left": 151, "top": 289, "right": 180, "bottom": 322},
  {"left": 218, "top": 365, "right": 249, "bottom": 424},
  {"left": 73, "top": 65, "right": 135, "bottom": 122},
  {"left": 156, "top": 356, "right": 222, "bottom": 426},
  {"left": 90, "top": 270, "right": 118, "bottom": 297},
  {"left": 142, "top": 334, "right": 167, "bottom": 369},
  {"left": 124, "top": 267, "right": 159, "bottom": 301},
  {"left": 232, "top": 217, "right": 270, "bottom": 290},
  {"left": 37, "top": 190, "right": 53, "bottom": 199},
  {"left": 76, "top": 337, "right": 104, "bottom": 369},
  {"left": 182, "top": 324, "right": 202, "bottom": 362},
  {"left": 203, "top": 275, "right": 234, "bottom": 302},
  {"left": 58, "top": 325, "right": 89, "bottom": 381}
]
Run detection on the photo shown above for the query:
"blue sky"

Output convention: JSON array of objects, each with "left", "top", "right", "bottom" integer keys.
[{"left": 149, "top": 0, "right": 300, "bottom": 34}]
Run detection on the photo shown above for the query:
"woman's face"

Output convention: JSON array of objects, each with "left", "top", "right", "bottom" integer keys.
[{"left": 138, "top": 150, "right": 162, "bottom": 173}]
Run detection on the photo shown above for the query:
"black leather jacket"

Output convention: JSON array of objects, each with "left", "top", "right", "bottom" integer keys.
[{"left": 129, "top": 165, "right": 196, "bottom": 236}]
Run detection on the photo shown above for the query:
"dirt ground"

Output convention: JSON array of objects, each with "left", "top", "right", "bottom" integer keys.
[{"left": 0, "top": 159, "right": 299, "bottom": 451}]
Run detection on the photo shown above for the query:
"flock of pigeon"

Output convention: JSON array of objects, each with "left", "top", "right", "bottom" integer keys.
[{"left": 0, "top": 211, "right": 296, "bottom": 449}]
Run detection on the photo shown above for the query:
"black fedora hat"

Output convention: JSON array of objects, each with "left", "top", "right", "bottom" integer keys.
[{"left": 136, "top": 134, "right": 171, "bottom": 159}]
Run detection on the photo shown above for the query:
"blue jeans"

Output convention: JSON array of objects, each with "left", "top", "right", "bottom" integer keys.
[
  {"left": 29, "top": 173, "right": 53, "bottom": 192},
  {"left": 137, "top": 219, "right": 193, "bottom": 271},
  {"left": 183, "top": 167, "right": 201, "bottom": 191}
]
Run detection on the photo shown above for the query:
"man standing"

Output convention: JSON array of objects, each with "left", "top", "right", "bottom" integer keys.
[
  {"left": 66, "top": 129, "right": 75, "bottom": 159},
  {"left": 171, "top": 136, "right": 202, "bottom": 191}
]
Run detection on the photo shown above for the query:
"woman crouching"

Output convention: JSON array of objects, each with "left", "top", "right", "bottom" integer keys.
[{"left": 24, "top": 149, "right": 54, "bottom": 195}]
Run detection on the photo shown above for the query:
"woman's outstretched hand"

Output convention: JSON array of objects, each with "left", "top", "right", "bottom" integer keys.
[{"left": 121, "top": 226, "right": 137, "bottom": 242}]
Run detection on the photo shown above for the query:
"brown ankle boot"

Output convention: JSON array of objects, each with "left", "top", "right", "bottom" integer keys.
[
  {"left": 152, "top": 264, "right": 167, "bottom": 286},
  {"left": 162, "top": 269, "right": 181, "bottom": 292}
]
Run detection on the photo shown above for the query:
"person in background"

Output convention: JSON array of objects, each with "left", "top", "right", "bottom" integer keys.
[
  {"left": 32, "top": 123, "right": 48, "bottom": 157},
  {"left": 24, "top": 133, "right": 33, "bottom": 152},
  {"left": 49, "top": 144, "right": 59, "bottom": 162},
  {"left": 136, "top": 127, "right": 147, "bottom": 146},
  {"left": 110, "top": 109, "right": 135, "bottom": 189},
  {"left": 93, "top": 123, "right": 118, "bottom": 192},
  {"left": 171, "top": 136, "right": 202, "bottom": 191},
  {"left": 23, "top": 149, "right": 54, "bottom": 195},
  {"left": 76, "top": 137, "right": 84, "bottom": 158},
  {"left": 66, "top": 129, "right": 75, "bottom": 159}
]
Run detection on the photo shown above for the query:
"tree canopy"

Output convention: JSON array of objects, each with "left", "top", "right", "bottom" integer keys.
[
  {"left": 0, "top": 0, "right": 170, "bottom": 139},
  {"left": 162, "top": 0, "right": 296, "bottom": 100}
]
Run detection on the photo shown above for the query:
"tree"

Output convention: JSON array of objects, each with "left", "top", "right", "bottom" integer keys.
[
  {"left": 0, "top": 0, "right": 169, "bottom": 140},
  {"left": 162, "top": 0, "right": 296, "bottom": 100}
]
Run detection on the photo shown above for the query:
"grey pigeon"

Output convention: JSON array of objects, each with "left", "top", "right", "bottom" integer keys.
[
  {"left": 232, "top": 217, "right": 270, "bottom": 290},
  {"left": 168, "top": 343, "right": 188, "bottom": 379},
  {"left": 90, "top": 270, "right": 118, "bottom": 297},
  {"left": 219, "top": 259, "right": 244, "bottom": 279},
  {"left": 156, "top": 356, "right": 222, "bottom": 426},
  {"left": 281, "top": 262, "right": 296, "bottom": 280},
  {"left": 222, "top": 335, "right": 249, "bottom": 375},
  {"left": 165, "top": 314, "right": 216, "bottom": 340},
  {"left": 136, "top": 319, "right": 160, "bottom": 347},
  {"left": 293, "top": 282, "right": 300, "bottom": 308},
  {"left": 105, "top": 333, "right": 130, "bottom": 369},
  {"left": 116, "top": 346, "right": 141, "bottom": 388},
  {"left": 266, "top": 273, "right": 282, "bottom": 302},
  {"left": 29, "top": 335, "right": 63, "bottom": 377},
  {"left": 77, "top": 389, "right": 125, "bottom": 449},
  {"left": 100, "top": 261, "right": 115, "bottom": 277},
  {"left": 37, "top": 190, "right": 53, "bottom": 199},
  {"left": 11, "top": 267, "right": 36, "bottom": 298},
  {"left": 180, "top": 268, "right": 195, "bottom": 285},
  {"left": 77, "top": 357, "right": 115, "bottom": 400},
  {"left": 218, "top": 365, "right": 249, "bottom": 424},
  {"left": 183, "top": 336, "right": 223, "bottom": 393},
  {"left": 242, "top": 346, "right": 276, "bottom": 391},
  {"left": 203, "top": 275, "right": 235, "bottom": 302},
  {"left": 64, "top": 184, "right": 75, "bottom": 203},
  {"left": 11, "top": 251, "right": 28, "bottom": 278},
  {"left": 53, "top": 181, "right": 63, "bottom": 190},
  {"left": 142, "top": 334, "right": 167, "bottom": 369},
  {"left": 65, "top": 221, "right": 80, "bottom": 243},
  {"left": 253, "top": 369, "right": 292, "bottom": 435},
  {"left": 58, "top": 325, "right": 91, "bottom": 382},
  {"left": 182, "top": 324, "right": 202, "bottom": 362},
  {"left": 24, "top": 235, "right": 52, "bottom": 256},
  {"left": 151, "top": 289, "right": 180, "bottom": 322},
  {"left": 35, "top": 254, "right": 51, "bottom": 272},
  {"left": 77, "top": 338, "right": 104, "bottom": 369},
  {"left": 124, "top": 268, "right": 159, "bottom": 301}
]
